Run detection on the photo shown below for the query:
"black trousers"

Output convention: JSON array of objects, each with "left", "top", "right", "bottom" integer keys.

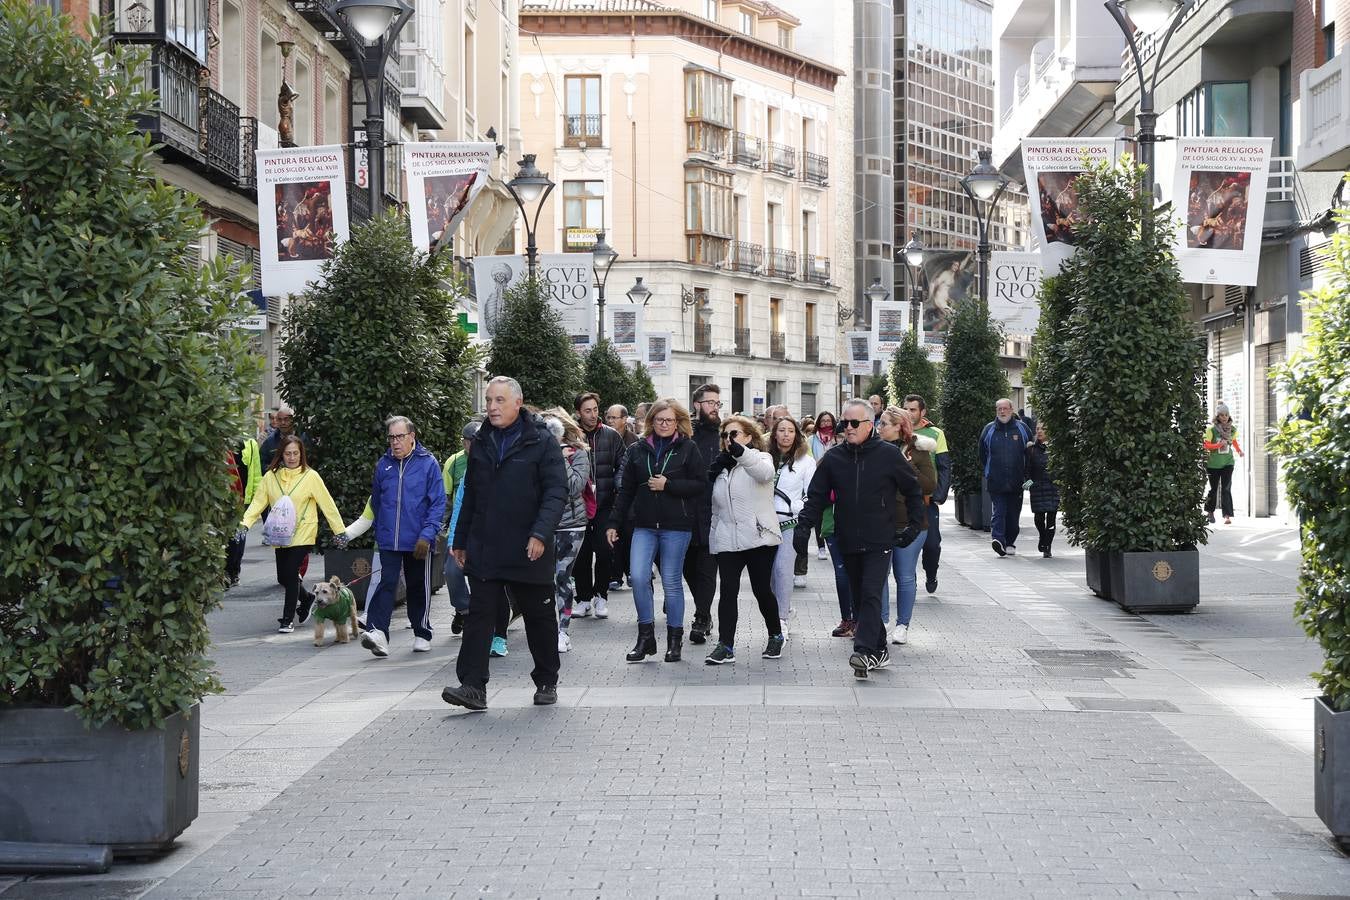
[
  {"left": 226, "top": 532, "right": 247, "bottom": 581},
  {"left": 715, "top": 545, "right": 782, "bottom": 648},
  {"left": 842, "top": 549, "right": 891, "bottom": 655},
  {"left": 457, "top": 577, "right": 558, "bottom": 691},
  {"left": 1034, "top": 510, "right": 1057, "bottom": 551},
  {"left": 1206, "top": 465, "right": 1235, "bottom": 518},
  {"left": 574, "top": 516, "right": 613, "bottom": 603},
  {"left": 273, "top": 544, "right": 313, "bottom": 625},
  {"left": 684, "top": 540, "right": 718, "bottom": 624},
  {"left": 921, "top": 500, "right": 941, "bottom": 578}
]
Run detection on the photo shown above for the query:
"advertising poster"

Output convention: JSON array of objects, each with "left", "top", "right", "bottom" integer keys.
[
  {"left": 256, "top": 146, "right": 349, "bottom": 296},
  {"left": 644, "top": 332, "right": 671, "bottom": 375},
  {"left": 406, "top": 143, "right": 495, "bottom": 253},
  {"left": 1172, "top": 137, "right": 1272, "bottom": 286},
  {"left": 872, "top": 300, "right": 909, "bottom": 358},
  {"left": 472, "top": 253, "right": 595, "bottom": 347},
  {"left": 918, "top": 250, "right": 976, "bottom": 336},
  {"left": 607, "top": 306, "right": 644, "bottom": 361},
  {"left": 989, "top": 252, "right": 1044, "bottom": 335},
  {"left": 1021, "top": 138, "right": 1118, "bottom": 275},
  {"left": 846, "top": 331, "right": 873, "bottom": 377}
]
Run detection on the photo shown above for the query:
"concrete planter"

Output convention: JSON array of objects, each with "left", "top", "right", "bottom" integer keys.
[
  {"left": 953, "top": 493, "right": 969, "bottom": 527},
  {"left": 1084, "top": 550, "right": 1112, "bottom": 600},
  {"left": 958, "top": 488, "right": 992, "bottom": 531},
  {"left": 1314, "top": 696, "right": 1350, "bottom": 850},
  {"left": 1106, "top": 548, "right": 1199, "bottom": 613},
  {"left": 0, "top": 705, "right": 199, "bottom": 855}
]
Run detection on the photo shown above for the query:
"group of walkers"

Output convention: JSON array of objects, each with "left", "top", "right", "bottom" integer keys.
[{"left": 227, "top": 378, "right": 1247, "bottom": 711}]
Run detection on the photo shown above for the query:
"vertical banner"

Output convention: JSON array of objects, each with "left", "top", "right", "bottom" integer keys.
[
  {"left": 872, "top": 300, "right": 909, "bottom": 357},
  {"left": 1173, "top": 138, "right": 1272, "bottom": 286},
  {"left": 1021, "top": 138, "right": 1118, "bottom": 275},
  {"left": 989, "top": 251, "right": 1044, "bottom": 335},
  {"left": 644, "top": 332, "right": 671, "bottom": 375},
  {"left": 256, "top": 146, "right": 349, "bottom": 296},
  {"left": 846, "top": 331, "right": 873, "bottom": 377},
  {"left": 472, "top": 253, "right": 595, "bottom": 347},
  {"left": 607, "top": 305, "right": 645, "bottom": 361},
  {"left": 406, "top": 143, "right": 495, "bottom": 253}
]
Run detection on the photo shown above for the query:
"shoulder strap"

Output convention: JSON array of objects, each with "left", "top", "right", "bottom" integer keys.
[{"left": 281, "top": 470, "right": 309, "bottom": 497}]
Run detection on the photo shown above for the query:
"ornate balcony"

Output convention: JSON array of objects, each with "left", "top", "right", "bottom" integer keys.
[
  {"left": 770, "top": 331, "right": 786, "bottom": 360},
  {"left": 565, "top": 113, "right": 603, "bottom": 147},
  {"left": 766, "top": 141, "right": 796, "bottom": 177},
  {"left": 1297, "top": 51, "right": 1350, "bottom": 172},
  {"left": 200, "top": 87, "right": 241, "bottom": 183},
  {"left": 694, "top": 320, "right": 713, "bottom": 353},
  {"left": 801, "top": 255, "right": 831, "bottom": 285},
  {"left": 733, "top": 131, "right": 762, "bottom": 168},
  {"left": 801, "top": 150, "right": 828, "bottom": 186},
  {"left": 237, "top": 117, "right": 258, "bottom": 191},
  {"left": 805, "top": 335, "right": 820, "bottom": 363},
  {"left": 730, "top": 241, "right": 762, "bottom": 274},
  {"left": 766, "top": 247, "right": 797, "bottom": 280},
  {"left": 734, "top": 327, "right": 751, "bottom": 355}
]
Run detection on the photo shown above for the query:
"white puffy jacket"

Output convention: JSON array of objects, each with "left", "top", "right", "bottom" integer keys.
[
  {"left": 772, "top": 452, "right": 817, "bottom": 527},
  {"left": 709, "top": 447, "right": 782, "bottom": 554}
]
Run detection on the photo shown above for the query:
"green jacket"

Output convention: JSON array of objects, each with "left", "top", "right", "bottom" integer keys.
[
  {"left": 1204, "top": 424, "right": 1240, "bottom": 469},
  {"left": 240, "top": 438, "right": 262, "bottom": 505},
  {"left": 442, "top": 449, "right": 469, "bottom": 518}
]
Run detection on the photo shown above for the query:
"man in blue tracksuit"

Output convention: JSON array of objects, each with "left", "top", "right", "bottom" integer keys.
[
  {"left": 360, "top": 415, "right": 446, "bottom": 658},
  {"left": 979, "top": 398, "right": 1030, "bottom": 558}
]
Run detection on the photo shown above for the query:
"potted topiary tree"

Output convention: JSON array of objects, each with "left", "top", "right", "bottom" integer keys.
[
  {"left": 630, "top": 360, "right": 658, "bottom": 407},
  {"left": 885, "top": 329, "right": 940, "bottom": 415},
  {"left": 940, "top": 294, "right": 1009, "bottom": 531},
  {"left": 1270, "top": 201, "right": 1350, "bottom": 849},
  {"left": 0, "top": 1, "right": 257, "bottom": 851},
  {"left": 1058, "top": 159, "right": 1207, "bottom": 612},
  {"left": 278, "top": 214, "right": 480, "bottom": 597},
  {"left": 487, "top": 277, "right": 583, "bottom": 409},
  {"left": 584, "top": 338, "right": 639, "bottom": 411}
]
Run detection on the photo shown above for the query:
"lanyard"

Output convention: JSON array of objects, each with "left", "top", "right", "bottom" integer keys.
[{"left": 647, "top": 442, "right": 675, "bottom": 479}]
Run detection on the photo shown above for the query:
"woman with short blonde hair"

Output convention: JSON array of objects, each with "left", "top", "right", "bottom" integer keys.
[{"left": 642, "top": 398, "right": 694, "bottom": 438}]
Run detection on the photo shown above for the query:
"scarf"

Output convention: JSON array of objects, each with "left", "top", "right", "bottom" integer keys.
[
  {"left": 1213, "top": 417, "right": 1233, "bottom": 443},
  {"left": 815, "top": 425, "right": 835, "bottom": 444}
]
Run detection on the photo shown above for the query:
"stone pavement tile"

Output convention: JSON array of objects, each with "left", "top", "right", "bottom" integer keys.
[
  {"left": 942, "top": 688, "right": 1048, "bottom": 710},
  {"left": 671, "top": 684, "right": 765, "bottom": 705},
  {"left": 578, "top": 685, "right": 674, "bottom": 706},
  {"left": 765, "top": 685, "right": 858, "bottom": 706}
]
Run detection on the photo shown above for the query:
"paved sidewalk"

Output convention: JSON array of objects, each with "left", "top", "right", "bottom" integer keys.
[{"left": 4, "top": 511, "right": 1348, "bottom": 898}]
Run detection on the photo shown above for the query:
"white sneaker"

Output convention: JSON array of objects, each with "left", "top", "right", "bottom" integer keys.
[
  {"left": 817, "top": 546, "right": 828, "bottom": 560},
  {"left": 574, "top": 601, "right": 593, "bottom": 618},
  {"left": 1006, "top": 546, "right": 1017, "bottom": 556},
  {"left": 593, "top": 598, "right": 609, "bottom": 619},
  {"left": 412, "top": 637, "right": 431, "bottom": 652},
  {"left": 558, "top": 631, "right": 572, "bottom": 653},
  {"left": 277, "top": 623, "right": 294, "bottom": 634},
  {"left": 890, "top": 624, "right": 909, "bottom": 645},
  {"left": 793, "top": 575, "right": 807, "bottom": 589},
  {"left": 360, "top": 629, "right": 389, "bottom": 658}
]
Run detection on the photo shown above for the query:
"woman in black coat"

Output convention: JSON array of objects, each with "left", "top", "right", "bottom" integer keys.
[{"left": 1026, "top": 422, "right": 1060, "bottom": 558}]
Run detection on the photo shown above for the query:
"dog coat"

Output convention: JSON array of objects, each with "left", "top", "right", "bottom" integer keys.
[{"left": 314, "top": 585, "right": 355, "bottom": 624}]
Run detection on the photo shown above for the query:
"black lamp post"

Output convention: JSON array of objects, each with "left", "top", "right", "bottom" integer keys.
[
  {"left": 960, "top": 150, "right": 1010, "bottom": 313},
  {"left": 625, "top": 276, "right": 652, "bottom": 307},
  {"left": 332, "top": 0, "right": 413, "bottom": 219},
  {"left": 901, "top": 235, "right": 926, "bottom": 336},
  {"left": 506, "top": 154, "right": 556, "bottom": 279},
  {"left": 591, "top": 229, "right": 618, "bottom": 341},
  {"left": 1105, "top": 0, "right": 1190, "bottom": 223}
]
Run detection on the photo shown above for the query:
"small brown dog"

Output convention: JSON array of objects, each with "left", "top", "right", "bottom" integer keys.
[{"left": 310, "top": 576, "right": 359, "bottom": 646}]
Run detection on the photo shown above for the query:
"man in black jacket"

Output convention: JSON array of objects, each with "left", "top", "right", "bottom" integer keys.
[
  {"left": 795, "top": 399, "right": 925, "bottom": 679},
  {"left": 573, "top": 392, "right": 624, "bottom": 619},
  {"left": 443, "top": 376, "right": 568, "bottom": 711},
  {"left": 684, "top": 383, "right": 723, "bottom": 644}
]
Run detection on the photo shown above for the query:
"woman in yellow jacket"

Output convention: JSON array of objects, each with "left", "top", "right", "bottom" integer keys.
[{"left": 238, "top": 434, "right": 346, "bottom": 633}]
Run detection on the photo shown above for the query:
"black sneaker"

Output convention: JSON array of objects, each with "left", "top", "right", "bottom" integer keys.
[
  {"left": 849, "top": 652, "right": 871, "bottom": 680},
  {"left": 991, "top": 539, "right": 1006, "bottom": 557},
  {"left": 450, "top": 611, "right": 465, "bottom": 636},
  {"left": 705, "top": 643, "right": 735, "bottom": 665},
  {"left": 924, "top": 575, "right": 937, "bottom": 594},
  {"left": 689, "top": 616, "right": 711, "bottom": 645},
  {"left": 762, "top": 634, "right": 785, "bottom": 659},
  {"left": 533, "top": 685, "right": 557, "bottom": 705},
  {"left": 441, "top": 684, "right": 487, "bottom": 711},
  {"left": 873, "top": 648, "right": 891, "bottom": 670},
  {"left": 295, "top": 591, "right": 315, "bottom": 625}
]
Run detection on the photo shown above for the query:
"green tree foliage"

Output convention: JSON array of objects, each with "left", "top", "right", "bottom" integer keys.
[
  {"left": 630, "top": 361, "right": 657, "bottom": 406},
  {"left": 279, "top": 215, "right": 479, "bottom": 540},
  {"left": 1271, "top": 202, "right": 1350, "bottom": 710},
  {"left": 487, "top": 278, "right": 582, "bottom": 409},
  {"left": 939, "top": 297, "right": 1010, "bottom": 495},
  {"left": 1060, "top": 160, "right": 1206, "bottom": 554},
  {"left": 1026, "top": 273, "right": 1083, "bottom": 539},
  {"left": 583, "top": 339, "right": 637, "bottom": 411},
  {"left": 861, "top": 372, "right": 889, "bottom": 402},
  {"left": 886, "top": 330, "right": 940, "bottom": 417},
  {"left": 0, "top": 1, "right": 257, "bottom": 728}
]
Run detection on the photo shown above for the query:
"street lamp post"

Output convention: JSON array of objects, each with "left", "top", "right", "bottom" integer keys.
[
  {"left": 1105, "top": 0, "right": 1191, "bottom": 228},
  {"left": 901, "top": 235, "right": 927, "bottom": 336},
  {"left": 332, "top": 0, "right": 413, "bottom": 219},
  {"left": 625, "top": 277, "right": 652, "bottom": 307},
  {"left": 591, "top": 229, "right": 618, "bottom": 342},
  {"left": 506, "top": 154, "right": 556, "bottom": 279},
  {"left": 959, "top": 150, "right": 1010, "bottom": 313}
]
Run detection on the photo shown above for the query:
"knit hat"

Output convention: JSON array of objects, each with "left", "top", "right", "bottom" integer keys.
[{"left": 1215, "top": 403, "right": 1230, "bottom": 418}]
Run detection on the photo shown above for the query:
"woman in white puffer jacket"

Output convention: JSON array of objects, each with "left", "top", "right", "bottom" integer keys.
[
  {"left": 769, "top": 417, "right": 816, "bottom": 634},
  {"left": 704, "top": 415, "right": 786, "bottom": 666}
]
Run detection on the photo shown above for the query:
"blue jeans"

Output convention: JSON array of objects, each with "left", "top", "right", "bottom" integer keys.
[
  {"left": 991, "top": 491, "right": 1024, "bottom": 547},
  {"left": 881, "top": 528, "right": 928, "bottom": 626},
  {"left": 443, "top": 546, "right": 470, "bottom": 612},
  {"left": 629, "top": 527, "right": 693, "bottom": 627},
  {"left": 825, "top": 535, "right": 852, "bottom": 620}
]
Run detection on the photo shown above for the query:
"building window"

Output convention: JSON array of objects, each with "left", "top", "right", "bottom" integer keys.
[
  {"left": 686, "top": 164, "right": 732, "bottom": 265},
  {"left": 565, "top": 74, "right": 602, "bottom": 146},
  {"left": 739, "top": 11, "right": 753, "bottom": 34},
  {"left": 563, "top": 180, "right": 604, "bottom": 251},
  {"left": 685, "top": 68, "right": 732, "bottom": 128},
  {"left": 704, "top": 0, "right": 718, "bottom": 21},
  {"left": 1176, "top": 82, "right": 1250, "bottom": 137},
  {"left": 777, "top": 24, "right": 791, "bottom": 49},
  {"left": 1323, "top": 1, "right": 1336, "bottom": 60}
]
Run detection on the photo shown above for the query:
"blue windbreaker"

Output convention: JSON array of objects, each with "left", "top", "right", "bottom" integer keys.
[{"left": 370, "top": 443, "right": 446, "bottom": 553}]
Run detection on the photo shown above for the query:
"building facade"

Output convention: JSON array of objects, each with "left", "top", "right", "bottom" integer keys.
[{"left": 517, "top": 0, "right": 847, "bottom": 417}]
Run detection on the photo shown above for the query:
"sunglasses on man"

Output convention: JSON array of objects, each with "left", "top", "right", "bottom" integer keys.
[{"left": 839, "top": 419, "right": 868, "bottom": 430}]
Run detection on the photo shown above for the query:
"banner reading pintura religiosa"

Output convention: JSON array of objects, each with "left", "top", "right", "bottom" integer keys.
[
  {"left": 1171, "top": 137, "right": 1272, "bottom": 286},
  {"left": 256, "top": 146, "right": 349, "bottom": 296},
  {"left": 1021, "top": 138, "right": 1117, "bottom": 275},
  {"left": 406, "top": 142, "right": 495, "bottom": 254}
]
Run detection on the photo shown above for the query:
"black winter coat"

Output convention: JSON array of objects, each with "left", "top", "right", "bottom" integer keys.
[
  {"left": 798, "top": 435, "right": 926, "bottom": 554},
  {"left": 453, "top": 409, "right": 567, "bottom": 585},
  {"left": 609, "top": 435, "right": 706, "bottom": 533},
  {"left": 582, "top": 423, "right": 625, "bottom": 512},
  {"left": 1026, "top": 441, "right": 1060, "bottom": 513},
  {"left": 688, "top": 416, "right": 721, "bottom": 544}
]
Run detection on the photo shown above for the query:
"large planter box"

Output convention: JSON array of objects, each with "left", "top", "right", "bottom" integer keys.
[
  {"left": 1106, "top": 548, "right": 1199, "bottom": 613},
  {"left": 1085, "top": 550, "right": 1112, "bottom": 600},
  {"left": 1315, "top": 696, "right": 1350, "bottom": 850},
  {"left": 978, "top": 484, "right": 993, "bottom": 532},
  {"left": 0, "top": 705, "right": 199, "bottom": 855},
  {"left": 953, "top": 493, "right": 969, "bottom": 527},
  {"left": 324, "top": 536, "right": 449, "bottom": 611},
  {"left": 959, "top": 488, "right": 992, "bottom": 531}
]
